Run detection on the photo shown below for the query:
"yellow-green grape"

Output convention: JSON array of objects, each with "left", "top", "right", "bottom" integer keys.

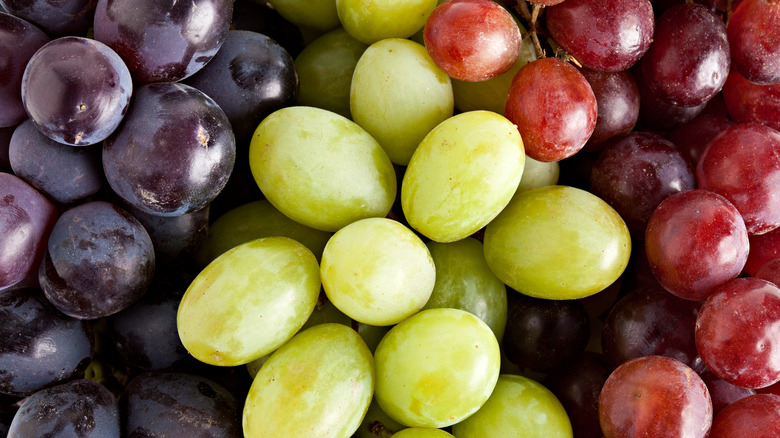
[
  {"left": 196, "top": 200, "right": 331, "bottom": 267},
  {"left": 374, "top": 308, "right": 501, "bottom": 428},
  {"left": 177, "top": 237, "right": 320, "bottom": 366},
  {"left": 295, "top": 28, "right": 368, "bottom": 119},
  {"left": 336, "top": 0, "right": 438, "bottom": 44},
  {"left": 350, "top": 38, "right": 453, "bottom": 165},
  {"left": 392, "top": 428, "right": 454, "bottom": 437},
  {"left": 401, "top": 111, "right": 525, "bottom": 243},
  {"left": 266, "top": 0, "right": 340, "bottom": 31},
  {"left": 320, "top": 217, "right": 436, "bottom": 326},
  {"left": 423, "top": 238, "right": 507, "bottom": 340},
  {"left": 452, "top": 374, "right": 573, "bottom": 438},
  {"left": 243, "top": 323, "right": 374, "bottom": 438},
  {"left": 249, "top": 106, "right": 396, "bottom": 232},
  {"left": 515, "top": 155, "right": 560, "bottom": 194},
  {"left": 483, "top": 185, "right": 631, "bottom": 300},
  {"left": 354, "top": 398, "right": 405, "bottom": 438}
]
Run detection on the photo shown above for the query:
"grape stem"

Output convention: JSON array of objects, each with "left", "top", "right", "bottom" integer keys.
[
  {"left": 515, "top": 1, "right": 546, "bottom": 59},
  {"left": 546, "top": 37, "right": 583, "bottom": 68}
]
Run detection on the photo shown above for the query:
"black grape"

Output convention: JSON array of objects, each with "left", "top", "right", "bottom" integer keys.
[
  {"left": 124, "top": 204, "right": 209, "bottom": 268},
  {"left": 0, "top": 0, "right": 98, "bottom": 37}
]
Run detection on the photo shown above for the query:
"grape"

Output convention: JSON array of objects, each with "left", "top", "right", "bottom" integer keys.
[
  {"left": 580, "top": 69, "right": 640, "bottom": 150},
  {"left": 599, "top": 356, "right": 712, "bottom": 438},
  {"left": 401, "top": 111, "right": 524, "bottom": 242},
  {"left": 423, "top": 0, "right": 521, "bottom": 82},
  {"left": 709, "top": 394, "right": 780, "bottom": 438},
  {"left": 243, "top": 324, "right": 374, "bottom": 438},
  {"left": 354, "top": 398, "right": 405, "bottom": 438},
  {"left": 722, "top": 69, "right": 780, "bottom": 132},
  {"left": 350, "top": 38, "right": 453, "bottom": 165},
  {"left": 505, "top": 58, "right": 597, "bottom": 162},
  {"left": 452, "top": 374, "right": 573, "bottom": 438},
  {"left": 695, "top": 277, "right": 780, "bottom": 389},
  {"left": 645, "top": 190, "right": 749, "bottom": 301},
  {"left": 374, "top": 308, "right": 500, "bottom": 428},
  {"left": 483, "top": 185, "right": 631, "bottom": 300},
  {"left": 699, "top": 370, "right": 756, "bottom": 416},
  {"left": 177, "top": 237, "right": 320, "bottom": 366},
  {"left": 666, "top": 114, "right": 735, "bottom": 166},
  {"left": 391, "top": 428, "right": 453, "bottom": 437},
  {"left": 756, "top": 259, "right": 780, "bottom": 288},
  {"left": 230, "top": 0, "right": 304, "bottom": 57},
  {"left": 632, "top": 66, "right": 707, "bottom": 131},
  {"left": 546, "top": 0, "right": 654, "bottom": 72},
  {"left": 124, "top": 204, "right": 209, "bottom": 269},
  {"left": 745, "top": 227, "right": 780, "bottom": 276},
  {"left": 515, "top": 156, "right": 560, "bottom": 193},
  {"left": 0, "top": 0, "right": 97, "bottom": 37},
  {"left": 266, "top": 0, "right": 340, "bottom": 32},
  {"left": 320, "top": 217, "right": 434, "bottom": 326},
  {"left": 338, "top": 0, "right": 437, "bottom": 44},
  {"left": 726, "top": 0, "right": 780, "bottom": 85},
  {"left": 248, "top": 106, "right": 396, "bottom": 232}
]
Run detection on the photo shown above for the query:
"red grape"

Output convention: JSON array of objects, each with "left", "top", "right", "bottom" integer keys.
[
  {"left": 632, "top": 66, "right": 707, "bottom": 131},
  {"left": 666, "top": 114, "right": 735, "bottom": 166},
  {"left": 756, "top": 259, "right": 780, "bottom": 289},
  {"left": 709, "top": 394, "right": 780, "bottom": 438},
  {"left": 580, "top": 69, "right": 640, "bottom": 151},
  {"left": 745, "top": 227, "right": 780, "bottom": 276},
  {"left": 722, "top": 69, "right": 780, "bottom": 132},
  {"left": 727, "top": 0, "right": 780, "bottom": 85},
  {"left": 700, "top": 370, "right": 756, "bottom": 416}
]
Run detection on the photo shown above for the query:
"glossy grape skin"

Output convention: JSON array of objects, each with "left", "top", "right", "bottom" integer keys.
[
  {"left": 484, "top": 185, "right": 631, "bottom": 300},
  {"left": 695, "top": 278, "right": 780, "bottom": 389},
  {"left": 452, "top": 374, "right": 573, "bottom": 438},
  {"left": 39, "top": 201, "right": 155, "bottom": 319},
  {"left": 546, "top": 0, "right": 654, "bottom": 72},
  {"left": 0, "top": 12, "right": 48, "bottom": 128},
  {"left": 589, "top": 132, "right": 695, "bottom": 237},
  {"left": 9, "top": 120, "right": 103, "bottom": 205},
  {"left": 505, "top": 58, "right": 597, "bottom": 162},
  {"left": 580, "top": 69, "right": 640, "bottom": 151},
  {"left": 93, "top": 0, "right": 232, "bottom": 84},
  {"left": 401, "top": 111, "right": 524, "bottom": 242},
  {"left": 0, "top": 173, "right": 58, "bottom": 292},
  {"left": 185, "top": 30, "right": 298, "bottom": 144},
  {"left": 633, "top": 66, "right": 707, "bottom": 131},
  {"left": 722, "top": 69, "right": 780, "bottom": 132},
  {"left": 8, "top": 379, "right": 118, "bottom": 437},
  {"left": 666, "top": 114, "right": 735, "bottom": 166},
  {"left": 103, "top": 82, "right": 235, "bottom": 217},
  {"left": 727, "top": 0, "right": 780, "bottom": 85},
  {"left": 0, "top": 0, "right": 97, "bottom": 36},
  {"left": 374, "top": 308, "right": 501, "bottom": 428},
  {"left": 746, "top": 228, "right": 780, "bottom": 275},
  {"left": 249, "top": 106, "right": 396, "bottom": 232},
  {"left": 243, "top": 324, "right": 374, "bottom": 438},
  {"left": 645, "top": 190, "right": 749, "bottom": 301},
  {"left": 756, "top": 259, "right": 780, "bottom": 288},
  {"left": 0, "top": 289, "right": 93, "bottom": 397},
  {"left": 640, "top": 3, "right": 730, "bottom": 107},
  {"left": 599, "top": 356, "right": 712, "bottom": 438},
  {"left": 699, "top": 370, "right": 756, "bottom": 415},
  {"left": 709, "top": 394, "right": 780, "bottom": 438},
  {"left": 338, "top": 0, "right": 437, "bottom": 44},
  {"left": 121, "top": 372, "right": 241, "bottom": 437},
  {"left": 125, "top": 204, "right": 208, "bottom": 269},
  {"left": 696, "top": 123, "right": 780, "bottom": 235}
]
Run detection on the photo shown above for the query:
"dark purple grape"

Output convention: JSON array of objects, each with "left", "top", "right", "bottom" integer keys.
[
  {"left": 39, "top": 201, "right": 155, "bottom": 319},
  {"left": 8, "top": 379, "right": 119, "bottom": 437},
  {"left": 0, "top": 0, "right": 98, "bottom": 37},
  {"left": 0, "top": 289, "right": 93, "bottom": 397},
  {"left": 666, "top": 114, "right": 735, "bottom": 166},
  {"left": 103, "top": 82, "right": 235, "bottom": 217},
  {"left": 120, "top": 372, "right": 242, "bottom": 437},
  {"left": 185, "top": 30, "right": 299, "bottom": 144},
  {"left": 0, "top": 173, "right": 58, "bottom": 292},
  {"left": 124, "top": 204, "right": 209, "bottom": 268},
  {"left": 230, "top": 0, "right": 304, "bottom": 57},
  {"left": 21, "top": 36, "right": 132, "bottom": 146},
  {"left": 0, "top": 12, "right": 49, "bottom": 128},
  {"left": 93, "top": 0, "right": 233, "bottom": 84},
  {"left": 640, "top": 3, "right": 730, "bottom": 107},
  {"left": 581, "top": 69, "right": 640, "bottom": 151},
  {"left": 727, "top": 0, "right": 780, "bottom": 86},
  {"left": 632, "top": 66, "right": 707, "bottom": 131},
  {"left": 9, "top": 120, "right": 103, "bottom": 205}
]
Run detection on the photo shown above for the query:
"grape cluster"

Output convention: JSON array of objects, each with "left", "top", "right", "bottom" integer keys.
[{"left": 1, "top": 0, "right": 780, "bottom": 437}]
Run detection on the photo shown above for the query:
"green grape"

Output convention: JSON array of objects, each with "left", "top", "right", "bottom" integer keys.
[
  {"left": 177, "top": 237, "right": 320, "bottom": 366},
  {"left": 392, "top": 428, "right": 454, "bottom": 437},
  {"left": 295, "top": 28, "right": 368, "bottom": 119},
  {"left": 355, "top": 398, "right": 405, "bottom": 438},
  {"left": 401, "top": 111, "right": 525, "bottom": 243},
  {"left": 320, "top": 217, "right": 436, "bottom": 326},
  {"left": 423, "top": 238, "right": 507, "bottom": 340},
  {"left": 336, "top": 0, "right": 438, "bottom": 44},
  {"left": 266, "top": 0, "right": 340, "bottom": 31},
  {"left": 374, "top": 308, "right": 501, "bottom": 428},
  {"left": 483, "top": 185, "right": 631, "bottom": 300},
  {"left": 196, "top": 200, "right": 332, "bottom": 268},
  {"left": 249, "top": 106, "right": 397, "bottom": 232},
  {"left": 452, "top": 374, "right": 573, "bottom": 438},
  {"left": 350, "top": 38, "right": 453, "bottom": 165},
  {"left": 243, "top": 323, "right": 374, "bottom": 438},
  {"left": 515, "top": 155, "right": 560, "bottom": 194},
  {"left": 357, "top": 322, "right": 391, "bottom": 353}
]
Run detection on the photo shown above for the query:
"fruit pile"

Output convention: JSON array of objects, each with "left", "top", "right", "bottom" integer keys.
[{"left": 1, "top": 0, "right": 779, "bottom": 436}]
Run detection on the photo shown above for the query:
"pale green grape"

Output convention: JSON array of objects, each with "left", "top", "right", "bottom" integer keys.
[
  {"left": 401, "top": 111, "right": 525, "bottom": 243},
  {"left": 295, "top": 28, "right": 368, "bottom": 119},
  {"left": 249, "top": 106, "right": 396, "bottom": 232},
  {"left": 423, "top": 238, "right": 507, "bottom": 340},
  {"left": 350, "top": 38, "right": 453, "bottom": 165},
  {"left": 515, "top": 155, "right": 560, "bottom": 194},
  {"left": 452, "top": 374, "right": 573, "bottom": 438},
  {"left": 392, "top": 428, "right": 454, "bottom": 437},
  {"left": 243, "top": 323, "right": 374, "bottom": 438},
  {"left": 195, "top": 200, "right": 331, "bottom": 267},
  {"left": 267, "top": 0, "right": 340, "bottom": 31},
  {"left": 354, "top": 398, "right": 405, "bottom": 438},
  {"left": 320, "top": 217, "right": 435, "bottom": 326},
  {"left": 483, "top": 185, "right": 631, "bottom": 300},
  {"left": 177, "top": 237, "right": 320, "bottom": 366},
  {"left": 374, "top": 308, "right": 501, "bottom": 428},
  {"left": 337, "top": 0, "right": 438, "bottom": 44}
]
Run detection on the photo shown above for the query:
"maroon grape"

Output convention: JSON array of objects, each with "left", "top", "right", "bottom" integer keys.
[
  {"left": 709, "top": 394, "right": 780, "bottom": 438},
  {"left": 727, "top": 0, "right": 780, "bottom": 85},
  {"left": 696, "top": 278, "right": 780, "bottom": 389},
  {"left": 696, "top": 123, "right": 780, "bottom": 235},
  {"left": 700, "top": 370, "right": 756, "bottom": 416},
  {"left": 745, "top": 227, "right": 780, "bottom": 276},
  {"left": 722, "top": 69, "right": 780, "bottom": 132},
  {"left": 666, "top": 114, "right": 735, "bottom": 166},
  {"left": 581, "top": 69, "right": 640, "bottom": 151},
  {"left": 633, "top": 66, "right": 707, "bottom": 131},
  {"left": 756, "top": 259, "right": 780, "bottom": 288},
  {"left": 505, "top": 58, "right": 597, "bottom": 162}
]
